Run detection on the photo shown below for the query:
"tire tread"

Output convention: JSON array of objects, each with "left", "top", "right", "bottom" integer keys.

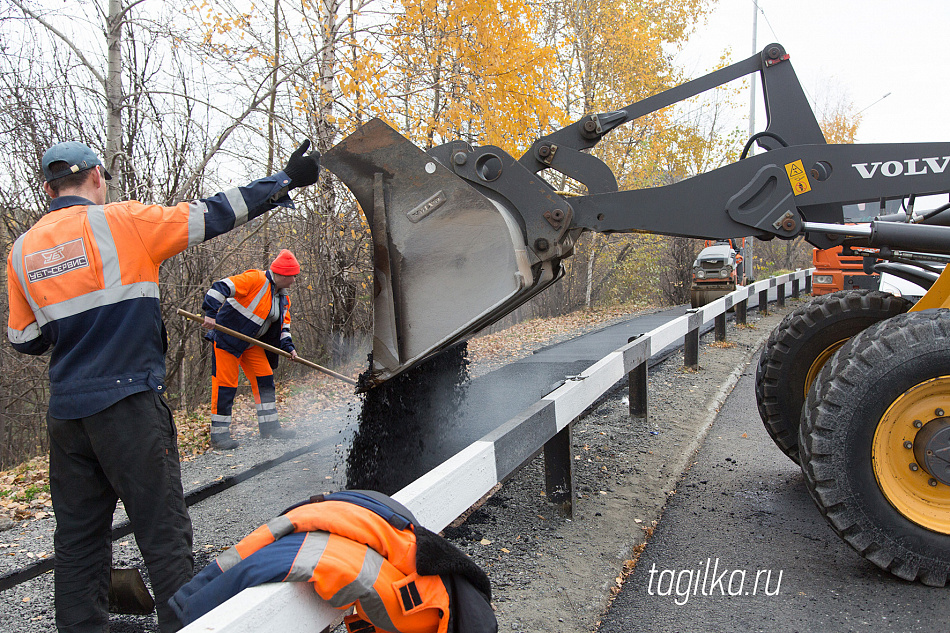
[
  {"left": 756, "top": 290, "right": 910, "bottom": 463},
  {"left": 799, "top": 310, "right": 950, "bottom": 587}
]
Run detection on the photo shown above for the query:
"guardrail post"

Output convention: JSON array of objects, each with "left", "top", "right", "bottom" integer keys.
[
  {"left": 759, "top": 288, "right": 769, "bottom": 316},
  {"left": 805, "top": 273, "right": 812, "bottom": 294},
  {"left": 544, "top": 424, "right": 574, "bottom": 517},
  {"left": 628, "top": 362, "right": 648, "bottom": 420},
  {"left": 684, "top": 329, "right": 699, "bottom": 367},
  {"left": 715, "top": 313, "right": 726, "bottom": 342},
  {"left": 626, "top": 336, "right": 648, "bottom": 421},
  {"left": 792, "top": 277, "right": 800, "bottom": 299},
  {"left": 627, "top": 337, "right": 648, "bottom": 421},
  {"left": 777, "top": 282, "right": 786, "bottom": 307},
  {"left": 735, "top": 299, "right": 747, "bottom": 325},
  {"left": 684, "top": 310, "right": 700, "bottom": 369}
]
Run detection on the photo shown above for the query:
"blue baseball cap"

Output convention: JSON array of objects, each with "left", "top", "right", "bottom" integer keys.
[{"left": 41, "top": 142, "right": 112, "bottom": 182}]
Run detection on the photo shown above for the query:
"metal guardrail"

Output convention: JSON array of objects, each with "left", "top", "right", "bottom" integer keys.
[{"left": 182, "top": 269, "right": 812, "bottom": 633}]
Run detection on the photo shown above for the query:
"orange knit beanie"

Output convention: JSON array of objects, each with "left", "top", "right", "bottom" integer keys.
[{"left": 270, "top": 249, "right": 300, "bottom": 276}]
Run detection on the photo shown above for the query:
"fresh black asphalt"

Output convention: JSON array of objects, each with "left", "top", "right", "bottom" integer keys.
[
  {"left": 342, "top": 292, "right": 781, "bottom": 493},
  {"left": 344, "top": 305, "right": 706, "bottom": 493}
]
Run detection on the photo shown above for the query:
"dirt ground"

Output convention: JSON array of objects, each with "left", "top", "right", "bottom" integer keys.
[{"left": 440, "top": 301, "right": 798, "bottom": 633}]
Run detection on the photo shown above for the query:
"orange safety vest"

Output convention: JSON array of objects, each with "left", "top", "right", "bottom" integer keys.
[
  {"left": 203, "top": 269, "right": 294, "bottom": 358},
  {"left": 6, "top": 177, "right": 292, "bottom": 418},
  {"left": 6, "top": 176, "right": 292, "bottom": 418},
  {"left": 223, "top": 500, "right": 447, "bottom": 633}
]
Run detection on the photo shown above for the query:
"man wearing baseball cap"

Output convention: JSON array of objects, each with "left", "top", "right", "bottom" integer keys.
[
  {"left": 200, "top": 249, "right": 302, "bottom": 449},
  {"left": 7, "top": 139, "right": 320, "bottom": 632},
  {"left": 41, "top": 141, "right": 115, "bottom": 184}
]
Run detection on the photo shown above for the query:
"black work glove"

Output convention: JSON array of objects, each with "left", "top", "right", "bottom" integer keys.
[{"left": 283, "top": 139, "right": 321, "bottom": 189}]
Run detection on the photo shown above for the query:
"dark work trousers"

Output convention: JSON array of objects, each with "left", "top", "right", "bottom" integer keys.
[{"left": 47, "top": 389, "right": 194, "bottom": 633}]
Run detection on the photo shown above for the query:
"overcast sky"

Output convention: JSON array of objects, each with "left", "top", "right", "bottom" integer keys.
[{"left": 678, "top": 0, "right": 949, "bottom": 144}]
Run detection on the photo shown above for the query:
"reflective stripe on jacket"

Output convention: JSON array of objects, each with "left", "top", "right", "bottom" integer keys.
[
  {"left": 6, "top": 174, "right": 294, "bottom": 418},
  {"left": 202, "top": 269, "right": 294, "bottom": 358},
  {"left": 171, "top": 500, "right": 451, "bottom": 633}
]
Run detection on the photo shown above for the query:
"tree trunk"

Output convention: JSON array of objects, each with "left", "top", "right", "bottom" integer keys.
[
  {"left": 105, "top": 0, "right": 123, "bottom": 200},
  {"left": 318, "top": 0, "right": 342, "bottom": 148}
]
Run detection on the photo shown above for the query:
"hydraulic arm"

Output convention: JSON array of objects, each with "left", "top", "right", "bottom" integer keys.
[{"left": 323, "top": 43, "right": 950, "bottom": 388}]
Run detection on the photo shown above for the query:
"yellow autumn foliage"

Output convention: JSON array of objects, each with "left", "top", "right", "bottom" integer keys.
[{"left": 356, "top": 0, "right": 565, "bottom": 156}]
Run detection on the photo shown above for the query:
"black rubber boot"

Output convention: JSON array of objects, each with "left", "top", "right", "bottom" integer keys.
[
  {"left": 210, "top": 431, "right": 239, "bottom": 450},
  {"left": 259, "top": 422, "right": 296, "bottom": 439}
]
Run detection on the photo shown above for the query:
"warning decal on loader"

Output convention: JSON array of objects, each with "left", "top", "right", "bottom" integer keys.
[{"left": 784, "top": 160, "right": 811, "bottom": 195}]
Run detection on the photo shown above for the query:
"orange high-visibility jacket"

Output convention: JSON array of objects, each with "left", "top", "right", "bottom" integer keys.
[
  {"left": 6, "top": 175, "right": 293, "bottom": 418},
  {"left": 169, "top": 491, "right": 497, "bottom": 633},
  {"left": 202, "top": 269, "right": 294, "bottom": 358}
]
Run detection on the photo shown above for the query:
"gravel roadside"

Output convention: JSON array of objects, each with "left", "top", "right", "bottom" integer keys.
[{"left": 0, "top": 299, "right": 798, "bottom": 631}]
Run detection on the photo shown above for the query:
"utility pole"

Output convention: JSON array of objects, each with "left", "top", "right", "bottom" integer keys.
[
  {"left": 748, "top": 1, "right": 759, "bottom": 277},
  {"left": 749, "top": 1, "right": 758, "bottom": 140}
]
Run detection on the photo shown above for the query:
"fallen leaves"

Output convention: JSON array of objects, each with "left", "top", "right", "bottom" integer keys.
[{"left": 0, "top": 456, "right": 52, "bottom": 523}]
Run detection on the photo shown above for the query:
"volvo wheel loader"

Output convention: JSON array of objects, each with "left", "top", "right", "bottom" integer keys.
[{"left": 323, "top": 43, "right": 950, "bottom": 585}]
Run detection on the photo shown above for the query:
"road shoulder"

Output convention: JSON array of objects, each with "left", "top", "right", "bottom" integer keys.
[{"left": 442, "top": 302, "right": 798, "bottom": 632}]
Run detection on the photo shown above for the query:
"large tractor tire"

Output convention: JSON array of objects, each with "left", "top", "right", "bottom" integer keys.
[
  {"left": 799, "top": 310, "right": 950, "bottom": 586},
  {"left": 755, "top": 290, "right": 911, "bottom": 464}
]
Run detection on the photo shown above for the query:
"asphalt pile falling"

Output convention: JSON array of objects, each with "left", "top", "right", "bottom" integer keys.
[{"left": 345, "top": 343, "right": 470, "bottom": 495}]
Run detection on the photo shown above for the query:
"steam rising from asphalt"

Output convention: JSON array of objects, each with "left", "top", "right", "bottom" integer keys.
[{"left": 345, "top": 343, "right": 470, "bottom": 494}]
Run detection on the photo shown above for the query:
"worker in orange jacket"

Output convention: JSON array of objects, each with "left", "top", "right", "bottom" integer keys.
[
  {"left": 201, "top": 249, "right": 302, "bottom": 449},
  {"left": 169, "top": 490, "right": 497, "bottom": 633},
  {"left": 7, "top": 139, "right": 320, "bottom": 633}
]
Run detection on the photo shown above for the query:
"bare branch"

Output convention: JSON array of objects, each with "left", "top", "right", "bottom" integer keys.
[
  {"left": 8, "top": 0, "right": 106, "bottom": 89},
  {"left": 174, "top": 52, "right": 320, "bottom": 197}
]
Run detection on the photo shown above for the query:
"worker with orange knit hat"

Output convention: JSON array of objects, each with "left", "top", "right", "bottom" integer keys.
[{"left": 201, "top": 249, "right": 302, "bottom": 449}]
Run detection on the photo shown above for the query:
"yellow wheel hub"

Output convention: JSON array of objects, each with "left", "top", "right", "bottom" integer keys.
[
  {"left": 804, "top": 338, "right": 849, "bottom": 398},
  {"left": 872, "top": 376, "right": 950, "bottom": 534}
]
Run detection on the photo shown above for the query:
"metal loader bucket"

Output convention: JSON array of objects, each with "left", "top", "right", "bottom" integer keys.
[{"left": 324, "top": 119, "right": 544, "bottom": 388}]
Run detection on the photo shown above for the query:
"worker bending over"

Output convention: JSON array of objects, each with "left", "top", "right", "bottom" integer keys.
[
  {"left": 170, "top": 490, "right": 497, "bottom": 633},
  {"left": 6, "top": 140, "right": 320, "bottom": 633},
  {"left": 201, "top": 249, "right": 301, "bottom": 449}
]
